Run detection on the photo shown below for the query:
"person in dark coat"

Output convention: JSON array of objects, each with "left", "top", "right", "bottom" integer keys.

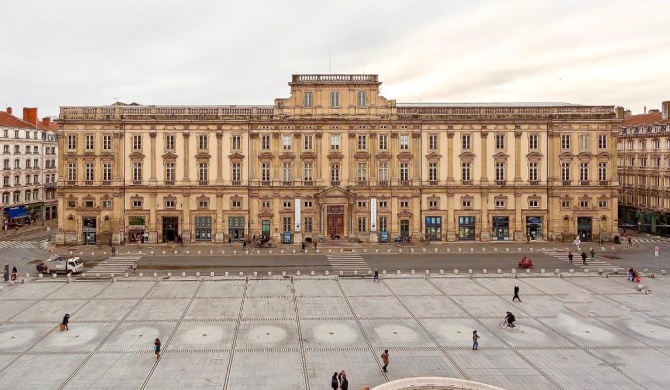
[
  {"left": 568, "top": 251, "right": 573, "bottom": 264},
  {"left": 581, "top": 251, "right": 587, "bottom": 265},
  {"left": 513, "top": 286, "right": 521, "bottom": 302},
  {"left": 62, "top": 314, "right": 70, "bottom": 330},
  {"left": 331, "top": 372, "right": 339, "bottom": 390}
]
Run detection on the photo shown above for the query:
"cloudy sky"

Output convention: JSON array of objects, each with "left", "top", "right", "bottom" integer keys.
[{"left": 1, "top": 0, "right": 668, "bottom": 118}]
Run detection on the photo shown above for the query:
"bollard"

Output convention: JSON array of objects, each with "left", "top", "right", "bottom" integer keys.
[
  {"left": 210, "top": 272, "right": 214, "bottom": 277},
  {"left": 210, "top": 250, "right": 213, "bottom": 255},
  {"left": 138, "top": 251, "right": 142, "bottom": 255},
  {"left": 368, "top": 270, "right": 372, "bottom": 275},
  {"left": 399, "top": 249, "right": 403, "bottom": 254},
  {"left": 396, "top": 270, "right": 401, "bottom": 275},
  {"left": 196, "top": 272, "right": 201, "bottom": 277},
  {"left": 598, "top": 268, "right": 603, "bottom": 274},
  {"left": 254, "top": 272, "right": 258, "bottom": 277},
  {"left": 91, "top": 251, "right": 95, "bottom": 256},
  {"left": 311, "top": 271, "right": 315, "bottom": 276},
  {"left": 239, "top": 272, "right": 244, "bottom": 276},
  {"left": 506, "top": 247, "right": 509, "bottom": 252},
  {"left": 454, "top": 269, "right": 459, "bottom": 274},
  {"left": 139, "top": 272, "right": 143, "bottom": 278},
  {"left": 584, "top": 269, "right": 589, "bottom": 274},
  {"left": 354, "top": 270, "right": 358, "bottom": 276},
  {"left": 269, "top": 250, "right": 272, "bottom": 254},
  {"left": 440, "top": 269, "right": 444, "bottom": 275},
  {"left": 167, "top": 272, "right": 172, "bottom": 277},
  {"left": 604, "top": 273, "right": 609, "bottom": 279},
  {"left": 162, "top": 251, "right": 166, "bottom": 255},
  {"left": 340, "top": 249, "right": 343, "bottom": 253},
  {"left": 80, "top": 251, "right": 83, "bottom": 256},
  {"left": 376, "top": 249, "right": 379, "bottom": 253},
  {"left": 103, "top": 251, "right": 107, "bottom": 255},
  {"left": 483, "top": 269, "right": 488, "bottom": 274},
  {"left": 387, "top": 248, "right": 391, "bottom": 253},
  {"left": 540, "top": 269, "right": 545, "bottom": 274},
  {"left": 569, "top": 269, "right": 574, "bottom": 273},
  {"left": 517, "top": 248, "right": 521, "bottom": 252},
  {"left": 497, "top": 269, "right": 502, "bottom": 274},
  {"left": 292, "top": 250, "right": 296, "bottom": 254},
  {"left": 470, "top": 248, "right": 473, "bottom": 252},
  {"left": 257, "top": 250, "right": 261, "bottom": 254},
  {"left": 422, "top": 248, "right": 427, "bottom": 253},
  {"left": 124, "top": 273, "right": 129, "bottom": 278},
  {"left": 234, "top": 250, "right": 237, "bottom": 254},
  {"left": 222, "top": 250, "right": 226, "bottom": 254},
  {"left": 225, "top": 272, "right": 229, "bottom": 277},
  {"left": 198, "top": 251, "right": 201, "bottom": 255},
  {"left": 328, "top": 249, "right": 332, "bottom": 254},
  {"left": 95, "top": 273, "right": 99, "bottom": 278},
  {"left": 38, "top": 273, "right": 42, "bottom": 279},
  {"left": 182, "top": 272, "right": 186, "bottom": 277},
  {"left": 526, "top": 269, "right": 531, "bottom": 274},
  {"left": 53, "top": 273, "right": 57, "bottom": 279},
  {"left": 185, "top": 250, "right": 190, "bottom": 255},
  {"left": 153, "top": 273, "right": 158, "bottom": 278},
  {"left": 339, "top": 271, "right": 344, "bottom": 276},
  {"left": 325, "top": 270, "right": 329, "bottom": 276},
  {"left": 458, "top": 248, "right": 462, "bottom": 253},
  {"left": 601, "top": 247, "right": 605, "bottom": 251},
  {"left": 555, "top": 269, "right": 560, "bottom": 275},
  {"left": 661, "top": 270, "right": 667, "bottom": 275},
  {"left": 411, "top": 270, "right": 416, "bottom": 275},
  {"left": 494, "top": 248, "right": 497, "bottom": 252},
  {"left": 468, "top": 269, "right": 473, "bottom": 274},
  {"left": 530, "top": 248, "right": 534, "bottom": 252},
  {"left": 482, "top": 248, "right": 486, "bottom": 252},
  {"left": 426, "top": 270, "right": 430, "bottom": 275},
  {"left": 281, "top": 271, "right": 286, "bottom": 276},
  {"left": 66, "top": 275, "right": 71, "bottom": 283},
  {"left": 280, "top": 250, "right": 284, "bottom": 254},
  {"left": 446, "top": 248, "right": 450, "bottom": 253},
  {"left": 511, "top": 269, "right": 516, "bottom": 274},
  {"left": 410, "top": 248, "right": 414, "bottom": 253},
  {"left": 150, "top": 251, "right": 154, "bottom": 255},
  {"left": 296, "top": 271, "right": 301, "bottom": 276},
  {"left": 610, "top": 246, "right": 614, "bottom": 251}
]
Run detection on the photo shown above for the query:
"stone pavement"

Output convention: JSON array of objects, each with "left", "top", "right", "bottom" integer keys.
[{"left": 0, "top": 274, "right": 669, "bottom": 389}]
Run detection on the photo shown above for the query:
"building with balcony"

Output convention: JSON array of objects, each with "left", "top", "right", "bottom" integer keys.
[
  {"left": 0, "top": 107, "right": 59, "bottom": 229},
  {"left": 55, "top": 74, "right": 620, "bottom": 245},
  {"left": 617, "top": 101, "right": 670, "bottom": 235}
]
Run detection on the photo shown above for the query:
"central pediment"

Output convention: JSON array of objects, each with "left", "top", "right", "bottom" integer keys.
[{"left": 315, "top": 185, "right": 356, "bottom": 200}]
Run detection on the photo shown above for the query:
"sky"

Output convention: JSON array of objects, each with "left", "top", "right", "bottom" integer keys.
[{"left": 1, "top": 0, "right": 669, "bottom": 119}]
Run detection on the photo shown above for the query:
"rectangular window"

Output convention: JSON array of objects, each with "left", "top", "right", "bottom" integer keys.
[
  {"left": 67, "top": 135, "right": 76, "bottom": 150},
  {"left": 357, "top": 200, "right": 367, "bottom": 208},
  {"left": 529, "top": 134, "right": 538, "bottom": 150},
  {"left": 25, "top": 145, "right": 31, "bottom": 154},
  {"left": 84, "top": 134, "right": 93, "bottom": 150},
  {"left": 304, "top": 91, "right": 313, "bottom": 107},
  {"left": 358, "top": 217, "right": 367, "bottom": 232},
  {"left": 530, "top": 200, "right": 538, "bottom": 208},
  {"left": 165, "top": 199, "right": 176, "bottom": 208},
  {"left": 165, "top": 162, "right": 174, "bottom": 182},
  {"left": 103, "top": 134, "right": 112, "bottom": 150},
  {"left": 132, "top": 135, "right": 141, "bottom": 150},
  {"left": 232, "top": 163, "right": 241, "bottom": 182},
  {"left": 330, "top": 91, "right": 340, "bottom": 107},
  {"left": 13, "top": 192, "right": 20, "bottom": 203},
  {"left": 283, "top": 217, "right": 292, "bottom": 232},
  {"left": 428, "top": 162, "right": 438, "bottom": 182},
  {"left": 562, "top": 200, "right": 571, "bottom": 208},
  {"left": 198, "top": 134, "right": 208, "bottom": 150},
  {"left": 103, "top": 163, "right": 112, "bottom": 182},
  {"left": 379, "top": 134, "right": 388, "bottom": 150},
  {"left": 462, "top": 134, "right": 471, "bottom": 150},
  {"left": 356, "top": 91, "right": 366, "bottom": 107},
  {"left": 379, "top": 216, "right": 388, "bottom": 232},
  {"left": 400, "top": 135, "right": 409, "bottom": 150},
  {"left": 132, "top": 199, "right": 142, "bottom": 208},
  {"left": 67, "top": 163, "right": 77, "bottom": 182},
  {"left": 579, "top": 134, "right": 589, "bottom": 150},
  {"left": 198, "top": 163, "right": 208, "bottom": 184},
  {"left": 261, "top": 163, "right": 270, "bottom": 182},
  {"left": 400, "top": 200, "right": 409, "bottom": 208},
  {"left": 283, "top": 200, "right": 292, "bottom": 209},
  {"left": 379, "top": 162, "right": 388, "bottom": 182},
  {"left": 400, "top": 162, "right": 409, "bottom": 181},
  {"left": 133, "top": 162, "right": 142, "bottom": 183},
  {"left": 561, "top": 162, "right": 570, "bottom": 182},
  {"left": 580, "top": 162, "right": 589, "bottom": 181},
  {"left": 598, "top": 134, "right": 607, "bottom": 149},
  {"left": 303, "top": 135, "right": 313, "bottom": 150},
  {"left": 282, "top": 162, "right": 291, "bottom": 181},
  {"left": 580, "top": 200, "right": 589, "bottom": 208},
  {"left": 495, "top": 199, "right": 505, "bottom": 208},
  {"left": 330, "top": 134, "right": 340, "bottom": 150},
  {"left": 599, "top": 200, "right": 608, "bottom": 208},
  {"left": 357, "top": 135, "right": 367, "bottom": 150},
  {"left": 495, "top": 133, "right": 505, "bottom": 150},
  {"left": 357, "top": 163, "right": 367, "bottom": 181},
  {"left": 561, "top": 134, "right": 570, "bottom": 150},
  {"left": 261, "top": 135, "right": 270, "bottom": 150},
  {"left": 330, "top": 164, "right": 340, "bottom": 182},
  {"left": 462, "top": 162, "right": 471, "bottom": 181},
  {"left": 282, "top": 135, "right": 292, "bottom": 150},
  {"left": 304, "top": 162, "right": 313, "bottom": 181},
  {"left": 495, "top": 162, "right": 505, "bottom": 181},
  {"left": 304, "top": 217, "right": 313, "bottom": 232},
  {"left": 529, "top": 162, "right": 538, "bottom": 181},
  {"left": 598, "top": 162, "right": 607, "bottom": 181},
  {"left": 165, "top": 134, "right": 174, "bottom": 151},
  {"left": 230, "top": 135, "right": 241, "bottom": 151},
  {"left": 429, "top": 134, "right": 438, "bottom": 150},
  {"left": 261, "top": 200, "right": 270, "bottom": 208},
  {"left": 85, "top": 163, "right": 94, "bottom": 182},
  {"left": 304, "top": 200, "right": 312, "bottom": 208}
]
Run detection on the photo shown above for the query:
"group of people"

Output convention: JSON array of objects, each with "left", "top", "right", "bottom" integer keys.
[
  {"left": 330, "top": 370, "right": 349, "bottom": 390},
  {"left": 628, "top": 267, "right": 641, "bottom": 282},
  {"left": 567, "top": 249, "right": 594, "bottom": 265}
]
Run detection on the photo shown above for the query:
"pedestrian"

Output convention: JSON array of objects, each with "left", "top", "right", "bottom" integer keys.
[
  {"left": 628, "top": 267, "right": 634, "bottom": 281},
  {"left": 472, "top": 330, "right": 480, "bottom": 350},
  {"left": 513, "top": 286, "right": 521, "bottom": 302},
  {"left": 331, "top": 372, "right": 339, "bottom": 390},
  {"left": 301, "top": 242, "right": 305, "bottom": 252},
  {"left": 581, "top": 251, "right": 587, "bottom": 265},
  {"left": 314, "top": 241, "right": 317, "bottom": 250},
  {"left": 590, "top": 248, "right": 595, "bottom": 260},
  {"left": 132, "top": 263, "right": 137, "bottom": 274},
  {"left": 154, "top": 338, "right": 161, "bottom": 359},
  {"left": 61, "top": 313, "right": 70, "bottom": 331},
  {"left": 111, "top": 246, "right": 116, "bottom": 256},
  {"left": 568, "top": 251, "right": 573, "bottom": 264},
  {"left": 526, "top": 234, "right": 530, "bottom": 243},
  {"left": 242, "top": 241, "right": 247, "bottom": 251},
  {"left": 627, "top": 236, "right": 632, "bottom": 248},
  {"left": 373, "top": 269, "right": 379, "bottom": 282},
  {"left": 340, "top": 373, "right": 349, "bottom": 390},
  {"left": 11, "top": 266, "right": 17, "bottom": 281},
  {"left": 381, "top": 350, "right": 389, "bottom": 372}
]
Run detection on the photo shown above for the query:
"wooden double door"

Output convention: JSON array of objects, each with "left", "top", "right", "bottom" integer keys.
[{"left": 327, "top": 205, "right": 345, "bottom": 236}]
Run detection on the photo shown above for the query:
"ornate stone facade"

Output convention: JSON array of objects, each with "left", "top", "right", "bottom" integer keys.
[{"left": 55, "top": 74, "right": 620, "bottom": 244}]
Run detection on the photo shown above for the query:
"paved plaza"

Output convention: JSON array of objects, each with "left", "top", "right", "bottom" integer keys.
[{"left": 0, "top": 274, "right": 669, "bottom": 389}]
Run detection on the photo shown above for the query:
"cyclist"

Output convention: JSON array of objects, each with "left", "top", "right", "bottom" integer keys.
[{"left": 505, "top": 311, "right": 516, "bottom": 328}]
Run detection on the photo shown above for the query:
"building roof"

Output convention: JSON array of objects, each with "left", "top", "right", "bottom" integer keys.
[
  {"left": 622, "top": 112, "right": 670, "bottom": 126},
  {"left": 397, "top": 102, "right": 586, "bottom": 108},
  {"left": 0, "top": 111, "right": 38, "bottom": 129}
]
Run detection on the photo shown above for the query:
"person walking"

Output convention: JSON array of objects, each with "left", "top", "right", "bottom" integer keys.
[
  {"left": 340, "top": 373, "right": 349, "bottom": 390},
  {"left": 313, "top": 241, "right": 317, "bottom": 250},
  {"left": 154, "top": 338, "right": 161, "bottom": 359},
  {"left": 590, "top": 248, "right": 595, "bottom": 261},
  {"left": 242, "top": 241, "right": 247, "bottom": 252},
  {"left": 373, "top": 269, "right": 379, "bottom": 282},
  {"left": 61, "top": 313, "right": 70, "bottom": 331},
  {"left": 10, "top": 266, "right": 17, "bottom": 281},
  {"left": 111, "top": 246, "right": 116, "bottom": 256},
  {"left": 301, "top": 242, "right": 305, "bottom": 253},
  {"left": 472, "top": 330, "right": 480, "bottom": 350},
  {"left": 331, "top": 372, "right": 339, "bottom": 390},
  {"left": 581, "top": 251, "right": 587, "bottom": 265},
  {"left": 132, "top": 263, "right": 137, "bottom": 274},
  {"left": 627, "top": 236, "right": 632, "bottom": 248},
  {"left": 513, "top": 286, "right": 521, "bottom": 302},
  {"left": 568, "top": 251, "right": 573, "bottom": 264},
  {"left": 381, "top": 350, "right": 390, "bottom": 372}
]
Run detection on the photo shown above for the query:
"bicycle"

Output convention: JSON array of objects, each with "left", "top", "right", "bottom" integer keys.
[{"left": 499, "top": 320, "right": 520, "bottom": 330}]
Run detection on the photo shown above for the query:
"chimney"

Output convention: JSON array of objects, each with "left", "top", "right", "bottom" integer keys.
[
  {"left": 6, "top": 107, "right": 12, "bottom": 115},
  {"left": 644, "top": 106, "right": 647, "bottom": 114},
  {"left": 663, "top": 101, "right": 670, "bottom": 120},
  {"left": 615, "top": 106, "right": 625, "bottom": 119},
  {"left": 22, "top": 107, "right": 38, "bottom": 125},
  {"left": 42, "top": 117, "right": 51, "bottom": 127},
  {"left": 625, "top": 109, "right": 632, "bottom": 117}
]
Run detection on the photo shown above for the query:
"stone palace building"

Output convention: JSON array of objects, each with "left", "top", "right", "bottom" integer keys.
[{"left": 55, "top": 74, "right": 620, "bottom": 245}]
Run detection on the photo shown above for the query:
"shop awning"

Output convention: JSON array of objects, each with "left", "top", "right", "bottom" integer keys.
[{"left": 5, "top": 206, "right": 28, "bottom": 219}]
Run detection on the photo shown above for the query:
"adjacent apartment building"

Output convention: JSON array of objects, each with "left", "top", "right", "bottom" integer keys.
[
  {"left": 617, "top": 101, "right": 670, "bottom": 235},
  {"left": 55, "top": 74, "right": 620, "bottom": 245},
  {"left": 0, "top": 107, "right": 58, "bottom": 229}
]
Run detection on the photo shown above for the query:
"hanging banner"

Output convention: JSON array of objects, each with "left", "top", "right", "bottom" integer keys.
[
  {"left": 294, "top": 198, "right": 301, "bottom": 232},
  {"left": 370, "top": 198, "right": 377, "bottom": 232}
]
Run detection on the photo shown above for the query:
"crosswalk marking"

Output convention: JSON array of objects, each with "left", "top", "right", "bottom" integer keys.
[
  {"left": 87, "top": 255, "right": 141, "bottom": 274},
  {"left": 632, "top": 238, "right": 670, "bottom": 244},
  {"left": 0, "top": 240, "right": 43, "bottom": 249},
  {"left": 542, "top": 250, "right": 623, "bottom": 270},
  {"left": 326, "top": 252, "right": 370, "bottom": 272}
]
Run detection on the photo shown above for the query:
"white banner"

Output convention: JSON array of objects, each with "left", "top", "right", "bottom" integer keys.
[
  {"left": 294, "top": 198, "right": 301, "bottom": 232},
  {"left": 370, "top": 198, "right": 377, "bottom": 232}
]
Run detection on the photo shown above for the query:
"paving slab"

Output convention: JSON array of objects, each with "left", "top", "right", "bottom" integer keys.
[
  {"left": 64, "top": 353, "right": 156, "bottom": 390},
  {"left": 168, "top": 321, "right": 237, "bottom": 350},
  {"left": 295, "top": 296, "right": 354, "bottom": 318},
  {"left": 294, "top": 279, "right": 344, "bottom": 297},
  {"left": 397, "top": 295, "right": 471, "bottom": 317},
  {"left": 184, "top": 297, "right": 242, "bottom": 320},
  {"left": 144, "top": 351, "right": 230, "bottom": 389}
]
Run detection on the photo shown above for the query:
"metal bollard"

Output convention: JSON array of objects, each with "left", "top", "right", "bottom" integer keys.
[
  {"left": 411, "top": 270, "right": 415, "bottom": 275},
  {"left": 483, "top": 269, "right": 487, "bottom": 274},
  {"left": 196, "top": 272, "right": 200, "bottom": 277},
  {"left": 440, "top": 269, "right": 444, "bottom": 275},
  {"left": 497, "top": 269, "right": 502, "bottom": 274},
  {"left": 325, "top": 271, "right": 329, "bottom": 276},
  {"left": 210, "top": 272, "right": 214, "bottom": 277},
  {"left": 139, "top": 272, "right": 143, "bottom": 278},
  {"left": 182, "top": 272, "right": 186, "bottom": 277},
  {"left": 396, "top": 270, "right": 401, "bottom": 275}
]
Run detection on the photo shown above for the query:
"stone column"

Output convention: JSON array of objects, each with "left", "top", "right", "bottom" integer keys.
[
  {"left": 514, "top": 191, "right": 523, "bottom": 240},
  {"left": 149, "top": 131, "right": 157, "bottom": 182},
  {"left": 181, "top": 191, "right": 191, "bottom": 243},
  {"left": 446, "top": 190, "right": 456, "bottom": 241},
  {"left": 514, "top": 131, "right": 522, "bottom": 182},
  {"left": 216, "top": 131, "right": 223, "bottom": 183},
  {"left": 480, "top": 194, "right": 489, "bottom": 241},
  {"left": 480, "top": 132, "right": 489, "bottom": 183},
  {"left": 446, "top": 132, "right": 454, "bottom": 183},
  {"left": 149, "top": 193, "right": 157, "bottom": 243},
  {"left": 113, "top": 132, "right": 123, "bottom": 182},
  {"left": 182, "top": 131, "right": 190, "bottom": 183},
  {"left": 412, "top": 133, "right": 421, "bottom": 183},
  {"left": 215, "top": 193, "right": 224, "bottom": 243}
]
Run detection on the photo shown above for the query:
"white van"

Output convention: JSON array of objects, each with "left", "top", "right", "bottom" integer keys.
[{"left": 39, "top": 256, "right": 84, "bottom": 274}]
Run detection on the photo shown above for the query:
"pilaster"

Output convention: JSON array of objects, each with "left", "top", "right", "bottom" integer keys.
[
  {"left": 514, "top": 131, "right": 522, "bottom": 182},
  {"left": 480, "top": 131, "right": 489, "bottom": 183}
]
